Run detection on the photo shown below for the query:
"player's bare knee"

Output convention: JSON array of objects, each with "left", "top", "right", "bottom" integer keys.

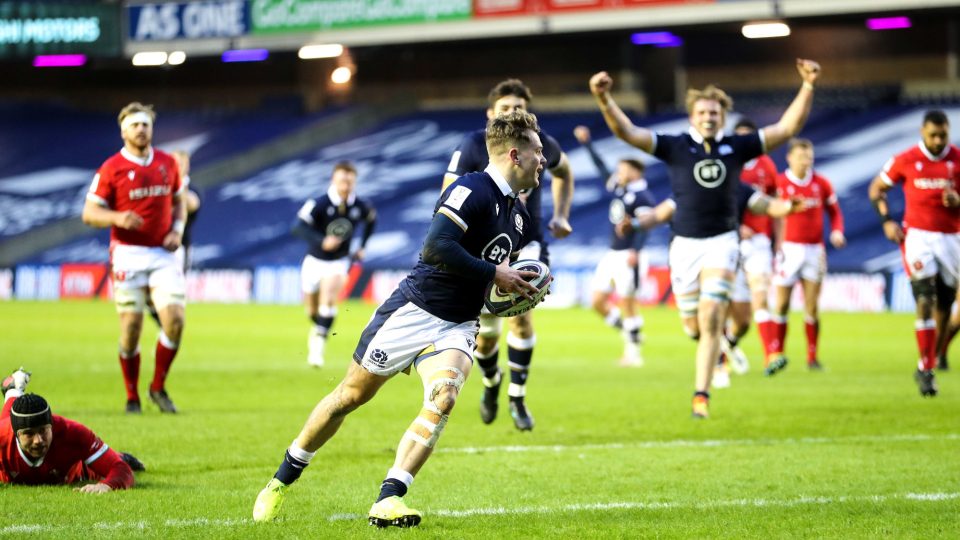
[{"left": 508, "top": 312, "right": 534, "bottom": 338}]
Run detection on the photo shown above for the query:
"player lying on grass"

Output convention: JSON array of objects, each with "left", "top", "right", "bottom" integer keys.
[
  {"left": 1, "top": 368, "right": 145, "bottom": 492},
  {"left": 253, "top": 110, "right": 549, "bottom": 528}
]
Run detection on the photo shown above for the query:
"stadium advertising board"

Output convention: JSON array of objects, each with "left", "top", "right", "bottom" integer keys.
[
  {"left": 472, "top": 0, "right": 714, "bottom": 17},
  {"left": 128, "top": 0, "right": 251, "bottom": 41},
  {"left": 59, "top": 263, "right": 110, "bottom": 300},
  {"left": 0, "top": 1, "right": 120, "bottom": 58},
  {"left": 249, "top": 0, "right": 471, "bottom": 34}
]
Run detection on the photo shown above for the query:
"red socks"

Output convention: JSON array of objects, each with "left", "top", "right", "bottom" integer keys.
[
  {"left": 150, "top": 333, "right": 179, "bottom": 392},
  {"left": 805, "top": 317, "right": 819, "bottom": 364},
  {"left": 119, "top": 349, "right": 141, "bottom": 402},
  {"left": 915, "top": 319, "right": 937, "bottom": 371}
]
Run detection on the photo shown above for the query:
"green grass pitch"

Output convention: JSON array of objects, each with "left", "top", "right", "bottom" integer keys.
[{"left": 0, "top": 300, "right": 957, "bottom": 538}]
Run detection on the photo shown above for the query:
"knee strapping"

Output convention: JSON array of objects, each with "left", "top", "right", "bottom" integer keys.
[
  {"left": 700, "top": 277, "right": 732, "bottom": 303},
  {"left": 912, "top": 279, "right": 937, "bottom": 305},
  {"left": 676, "top": 293, "right": 699, "bottom": 319},
  {"left": 404, "top": 366, "right": 465, "bottom": 449},
  {"left": 935, "top": 276, "right": 956, "bottom": 311}
]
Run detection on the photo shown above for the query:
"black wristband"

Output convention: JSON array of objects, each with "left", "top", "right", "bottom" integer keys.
[{"left": 882, "top": 215, "right": 895, "bottom": 223}]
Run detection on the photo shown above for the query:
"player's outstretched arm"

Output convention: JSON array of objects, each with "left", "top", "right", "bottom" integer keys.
[
  {"left": 590, "top": 72, "right": 654, "bottom": 154},
  {"left": 868, "top": 175, "right": 904, "bottom": 243},
  {"left": 761, "top": 59, "right": 821, "bottom": 152},
  {"left": 548, "top": 152, "right": 574, "bottom": 238}
]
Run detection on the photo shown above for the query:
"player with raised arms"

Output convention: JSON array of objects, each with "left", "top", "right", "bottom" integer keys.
[
  {"left": 443, "top": 78, "right": 574, "bottom": 431},
  {"left": 253, "top": 110, "right": 548, "bottom": 528},
  {"left": 293, "top": 161, "right": 377, "bottom": 367},
  {"left": 589, "top": 59, "right": 821, "bottom": 418}
]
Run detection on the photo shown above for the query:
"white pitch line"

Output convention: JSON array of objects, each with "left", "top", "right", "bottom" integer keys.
[
  {"left": 437, "top": 433, "right": 960, "bottom": 455},
  {"left": 2, "top": 492, "right": 956, "bottom": 534},
  {"left": 327, "top": 492, "right": 960, "bottom": 521}
]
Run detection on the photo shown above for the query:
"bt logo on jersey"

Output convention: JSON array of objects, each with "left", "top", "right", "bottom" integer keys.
[{"left": 693, "top": 159, "right": 727, "bottom": 188}]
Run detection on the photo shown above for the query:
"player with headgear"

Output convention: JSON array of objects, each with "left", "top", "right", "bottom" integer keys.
[
  {"left": 1, "top": 368, "right": 144, "bottom": 491},
  {"left": 253, "top": 110, "right": 549, "bottom": 528}
]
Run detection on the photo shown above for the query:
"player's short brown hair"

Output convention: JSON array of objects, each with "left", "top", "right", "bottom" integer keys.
[
  {"left": 620, "top": 158, "right": 645, "bottom": 174},
  {"left": 488, "top": 79, "right": 533, "bottom": 108},
  {"left": 787, "top": 138, "right": 814, "bottom": 153},
  {"left": 332, "top": 161, "right": 357, "bottom": 175},
  {"left": 485, "top": 110, "right": 540, "bottom": 154},
  {"left": 685, "top": 85, "right": 733, "bottom": 114},
  {"left": 117, "top": 102, "right": 156, "bottom": 127}
]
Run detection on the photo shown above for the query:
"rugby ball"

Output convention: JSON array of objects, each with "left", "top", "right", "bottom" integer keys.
[{"left": 484, "top": 259, "right": 552, "bottom": 318}]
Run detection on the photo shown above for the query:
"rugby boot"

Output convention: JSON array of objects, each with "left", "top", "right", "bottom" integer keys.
[
  {"left": 368, "top": 496, "right": 422, "bottom": 528},
  {"left": 253, "top": 478, "right": 287, "bottom": 522}
]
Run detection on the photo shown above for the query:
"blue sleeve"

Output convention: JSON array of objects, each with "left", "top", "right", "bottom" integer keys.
[
  {"left": 581, "top": 140, "right": 611, "bottom": 180},
  {"left": 637, "top": 189, "right": 656, "bottom": 209},
  {"left": 522, "top": 187, "right": 544, "bottom": 242},
  {"left": 736, "top": 133, "right": 764, "bottom": 162},
  {"left": 360, "top": 201, "right": 376, "bottom": 247},
  {"left": 541, "top": 132, "right": 563, "bottom": 170},
  {"left": 652, "top": 133, "right": 674, "bottom": 162},
  {"left": 292, "top": 219, "right": 324, "bottom": 246},
  {"left": 736, "top": 182, "right": 757, "bottom": 220},
  {"left": 422, "top": 211, "right": 496, "bottom": 281},
  {"left": 448, "top": 132, "right": 487, "bottom": 176}
]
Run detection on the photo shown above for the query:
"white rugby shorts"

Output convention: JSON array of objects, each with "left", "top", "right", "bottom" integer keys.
[
  {"left": 668, "top": 231, "right": 740, "bottom": 296},
  {"left": 301, "top": 254, "right": 350, "bottom": 294},
  {"left": 591, "top": 249, "right": 648, "bottom": 298},
  {"left": 902, "top": 228, "right": 960, "bottom": 288},
  {"left": 774, "top": 241, "right": 826, "bottom": 287},
  {"left": 354, "top": 290, "right": 479, "bottom": 376},
  {"left": 110, "top": 244, "right": 186, "bottom": 312},
  {"left": 740, "top": 233, "right": 773, "bottom": 277}
]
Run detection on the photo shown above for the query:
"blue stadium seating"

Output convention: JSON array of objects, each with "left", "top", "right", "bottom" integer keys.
[{"left": 10, "top": 103, "right": 960, "bottom": 275}]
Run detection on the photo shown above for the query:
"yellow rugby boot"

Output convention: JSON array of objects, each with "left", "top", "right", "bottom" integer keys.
[
  {"left": 368, "top": 496, "right": 422, "bottom": 528},
  {"left": 253, "top": 478, "right": 287, "bottom": 522}
]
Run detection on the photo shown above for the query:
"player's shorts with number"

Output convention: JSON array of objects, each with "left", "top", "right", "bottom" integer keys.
[{"left": 110, "top": 244, "right": 185, "bottom": 312}]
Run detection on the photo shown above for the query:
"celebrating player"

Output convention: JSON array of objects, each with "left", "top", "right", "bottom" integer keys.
[
  {"left": 81, "top": 102, "right": 187, "bottom": 414},
  {"left": 293, "top": 161, "right": 377, "bottom": 367},
  {"left": 444, "top": 79, "right": 574, "bottom": 430},
  {"left": 574, "top": 125, "right": 654, "bottom": 366},
  {"left": 590, "top": 58, "right": 820, "bottom": 418},
  {"left": 868, "top": 110, "right": 960, "bottom": 396},
  {"left": 768, "top": 139, "right": 845, "bottom": 374},
  {"left": 1, "top": 368, "right": 144, "bottom": 491},
  {"left": 253, "top": 111, "right": 547, "bottom": 528}
]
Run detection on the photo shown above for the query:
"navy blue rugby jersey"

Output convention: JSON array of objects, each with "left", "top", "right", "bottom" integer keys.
[
  {"left": 401, "top": 169, "right": 535, "bottom": 323},
  {"left": 296, "top": 190, "right": 375, "bottom": 260},
  {"left": 447, "top": 128, "right": 562, "bottom": 243},
  {"left": 652, "top": 128, "right": 763, "bottom": 238},
  {"left": 608, "top": 180, "right": 656, "bottom": 251}
]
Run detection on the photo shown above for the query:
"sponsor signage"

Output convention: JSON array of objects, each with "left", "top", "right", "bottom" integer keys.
[
  {"left": 59, "top": 263, "right": 110, "bottom": 299},
  {"left": 128, "top": 0, "right": 251, "bottom": 41},
  {"left": 250, "top": 0, "right": 471, "bottom": 34},
  {"left": 473, "top": 0, "right": 712, "bottom": 17},
  {"left": 0, "top": 1, "right": 120, "bottom": 57}
]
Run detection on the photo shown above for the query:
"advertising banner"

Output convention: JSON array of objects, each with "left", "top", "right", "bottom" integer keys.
[
  {"left": 250, "top": 0, "right": 471, "bottom": 34},
  {"left": 472, "top": 0, "right": 713, "bottom": 17},
  {"left": 59, "top": 263, "right": 110, "bottom": 299},
  {"left": 0, "top": 1, "right": 120, "bottom": 57},
  {"left": 128, "top": 0, "right": 251, "bottom": 41}
]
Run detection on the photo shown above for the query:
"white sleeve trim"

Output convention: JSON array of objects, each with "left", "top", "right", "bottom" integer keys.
[
  {"left": 879, "top": 171, "right": 895, "bottom": 186},
  {"left": 297, "top": 200, "right": 316, "bottom": 224},
  {"left": 650, "top": 132, "right": 659, "bottom": 154},
  {"left": 84, "top": 444, "right": 109, "bottom": 465},
  {"left": 86, "top": 193, "right": 109, "bottom": 207},
  {"left": 758, "top": 130, "right": 767, "bottom": 154},
  {"left": 437, "top": 207, "right": 468, "bottom": 232}
]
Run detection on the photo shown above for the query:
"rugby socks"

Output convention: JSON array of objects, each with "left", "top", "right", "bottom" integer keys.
[
  {"left": 118, "top": 346, "right": 141, "bottom": 402},
  {"left": 274, "top": 441, "right": 316, "bottom": 486},
  {"left": 604, "top": 307, "right": 623, "bottom": 329},
  {"left": 507, "top": 332, "right": 534, "bottom": 399},
  {"left": 150, "top": 331, "right": 178, "bottom": 393},
  {"left": 915, "top": 319, "right": 937, "bottom": 371},
  {"left": 623, "top": 316, "right": 642, "bottom": 345},
  {"left": 475, "top": 344, "right": 500, "bottom": 384},
  {"left": 376, "top": 468, "right": 414, "bottom": 502},
  {"left": 771, "top": 315, "right": 788, "bottom": 357},
  {"left": 311, "top": 305, "right": 337, "bottom": 337},
  {"left": 804, "top": 316, "right": 819, "bottom": 364},
  {"left": 754, "top": 309, "right": 774, "bottom": 358}
]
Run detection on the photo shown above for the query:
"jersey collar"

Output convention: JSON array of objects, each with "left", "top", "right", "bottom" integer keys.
[
  {"left": 15, "top": 438, "right": 44, "bottom": 468},
  {"left": 687, "top": 126, "right": 724, "bottom": 145},
  {"left": 919, "top": 141, "right": 950, "bottom": 162},
  {"left": 785, "top": 168, "right": 813, "bottom": 186},
  {"left": 484, "top": 163, "right": 516, "bottom": 198},
  {"left": 327, "top": 185, "right": 356, "bottom": 206},
  {"left": 120, "top": 147, "right": 154, "bottom": 167},
  {"left": 626, "top": 178, "right": 649, "bottom": 192}
]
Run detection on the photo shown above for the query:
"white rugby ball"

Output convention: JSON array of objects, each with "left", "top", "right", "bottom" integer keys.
[{"left": 484, "top": 259, "right": 552, "bottom": 318}]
